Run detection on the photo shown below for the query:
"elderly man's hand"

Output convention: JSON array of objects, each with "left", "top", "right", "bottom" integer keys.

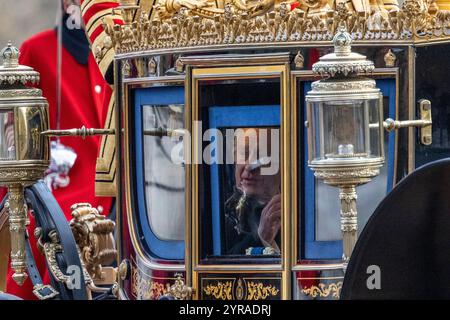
[{"left": 258, "top": 194, "right": 281, "bottom": 249}]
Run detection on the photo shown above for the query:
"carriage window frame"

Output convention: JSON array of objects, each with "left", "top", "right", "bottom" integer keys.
[
  {"left": 132, "top": 84, "right": 186, "bottom": 261},
  {"left": 188, "top": 64, "right": 290, "bottom": 271},
  {"left": 209, "top": 105, "right": 281, "bottom": 256},
  {"left": 293, "top": 70, "right": 399, "bottom": 263}
]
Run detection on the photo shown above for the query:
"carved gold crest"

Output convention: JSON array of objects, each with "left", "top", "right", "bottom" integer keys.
[{"left": 102, "top": 0, "right": 450, "bottom": 54}]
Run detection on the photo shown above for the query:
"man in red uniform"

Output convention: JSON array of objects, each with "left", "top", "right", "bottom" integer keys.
[{"left": 1, "top": 0, "right": 113, "bottom": 299}]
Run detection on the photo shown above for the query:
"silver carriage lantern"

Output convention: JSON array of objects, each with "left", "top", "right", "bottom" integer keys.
[
  {"left": 0, "top": 41, "right": 121, "bottom": 288},
  {"left": 306, "top": 26, "right": 433, "bottom": 266},
  {"left": 306, "top": 27, "right": 384, "bottom": 265},
  {"left": 0, "top": 42, "right": 50, "bottom": 285}
]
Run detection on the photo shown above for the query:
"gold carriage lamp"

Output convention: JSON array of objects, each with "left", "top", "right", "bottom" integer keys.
[
  {"left": 305, "top": 26, "right": 433, "bottom": 267},
  {"left": 0, "top": 42, "right": 50, "bottom": 285},
  {"left": 0, "top": 40, "right": 178, "bottom": 289}
]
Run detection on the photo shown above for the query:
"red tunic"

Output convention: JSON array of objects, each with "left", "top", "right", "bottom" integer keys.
[{"left": 3, "top": 29, "right": 113, "bottom": 299}]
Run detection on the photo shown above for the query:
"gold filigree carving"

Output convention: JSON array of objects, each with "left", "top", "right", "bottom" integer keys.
[
  {"left": 294, "top": 51, "right": 305, "bottom": 69},
  {"left": 235, "top": 279, "right": 244, "bottom": 300},
  {"left": 301, "top": 282, "right": 343, "bottom": 299},
  {"left": 70, "top": 203, "right": 117, "bottom": 281},
  {"left": 154, "top": 0, "right": 284, "bottom": 20},
  {"left": 0, "top": 168, "right": 46, "bottom": 183},
  {"left": 148, "top": 57, "right": 157, "bottom": 75},
  {"left": 246, "top": 281, "right": 279, "bottom": 300},
  {"left": 122, "top": 60, "right": 131, "bottom": 77},
  {"left": 203, "top": 281, "right": 233, "bottom": 300},
  {"left": 5, "top": 186, "right": 28, "bottom": 285},
  {"left": 106, "top": 0, "right": 450, "bottom": 53},
  {"left": 131, "top": 266, "right": 170, "bottom": 300},
  {"left": 200, "top": 277, "right": 280, "bottom": 300},
  {"left": 166, "top": 273, "right": 193, "bottom": 300},
  {"left": 384, "top": 49, "right": 396, "bottom": 67},
  {"left": 175, "top": 57, "right": 185, "bottom": 72}
]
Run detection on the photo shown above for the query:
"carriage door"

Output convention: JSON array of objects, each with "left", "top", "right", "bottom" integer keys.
[
  {"left": 183, "top": 54, "right": 292, "bottom": 300},
  {"left": 415, "top": 44, "right": 450, "bottom": 168}
]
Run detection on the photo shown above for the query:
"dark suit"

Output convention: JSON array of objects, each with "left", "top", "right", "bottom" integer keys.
[{"left": 224, "top": 191, "right": 280, "bottom": 255}]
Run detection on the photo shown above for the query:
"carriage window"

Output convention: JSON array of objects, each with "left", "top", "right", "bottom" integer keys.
[
  {"left": 143, "top": 105, "right": 185, "bottom": 241},
  {"left": 133, "top": 85, "right": 185, "bottom": 260},
  {"left": 197, "top": 78, "right": 282, "bottom": 262}
]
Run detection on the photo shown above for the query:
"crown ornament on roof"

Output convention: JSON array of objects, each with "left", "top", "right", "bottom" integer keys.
[{"left": 100, "top": 0, "right": 450, "bottom": 55}]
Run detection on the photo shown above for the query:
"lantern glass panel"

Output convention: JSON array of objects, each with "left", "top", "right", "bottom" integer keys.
[
  {"left": 0, "top": 111, "right": 15, "bottom": 161},
  {"left": 368, "top": 97, "right": 382, "bottom": 159},
  {"left": 311, "top": 97, "right": 381, "bottom": 162}
]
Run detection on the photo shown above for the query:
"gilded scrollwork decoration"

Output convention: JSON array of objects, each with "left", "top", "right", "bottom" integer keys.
[
  {"left": 246, "top": 281, "right": 280, "bottom": 300},
  {"left": 384, "top": 49, "right": 397, "bottom": 67},
  {"left": 148, "top": 57, "right": 157, "bottom": 75},
  {"left": 175, "top": 57, "right": 185, "bottom": 73},
  {"left": 235, "top": 279, "right": 245, "bottom": 300},
  {"left": 69, "top": 203, "right": 117, "bottom": 281},
  {"left": 131, "top": 266, "right": 170, "bottom": 300},
  {"left": 202, "top": 277, "right": 280, "bottom": 300},
  {"left": 104, "top": 0, "right": 450, "bottom": 54},
  {"left": 122, "top": 60, "right": 132, "bottom": 78},
  {"left": 166, "top": 273, "right": 194, "bottom": 300},
  {"left": 294, "top": 51, "right": 305, "bottom": 69},
  {"left": 203, "top": 281, "right": 233, "bottom": 300},
  {"left": 301, "top": 282, "right": 343, "bottom": 299}
]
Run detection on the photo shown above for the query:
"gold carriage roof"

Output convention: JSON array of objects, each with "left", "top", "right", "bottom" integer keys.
[{"left": 105, "top": 0, "right": 450, "bottom": 55}]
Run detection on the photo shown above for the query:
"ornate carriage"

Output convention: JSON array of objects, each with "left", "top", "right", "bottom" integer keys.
[
  {"left": 101, "top": 0, "right": 450, "bottom": 300},
  {"left": 0, "top": 0, "right": 449, "bottom": 301}
]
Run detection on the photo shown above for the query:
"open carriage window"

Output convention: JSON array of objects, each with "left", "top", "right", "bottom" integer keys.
[{"left": 196, "top": 77, "right": 282, "bottom": 263}]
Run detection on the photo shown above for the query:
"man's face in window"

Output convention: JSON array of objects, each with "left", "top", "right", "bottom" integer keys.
[{"left": 234, "top": 128, "right": 281, "bottom": 204}]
